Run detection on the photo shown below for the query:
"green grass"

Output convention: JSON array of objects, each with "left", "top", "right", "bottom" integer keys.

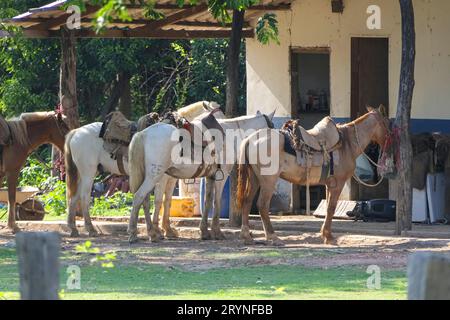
[{"left": 0, "top": 248, "right": 407, "bottom": 300}]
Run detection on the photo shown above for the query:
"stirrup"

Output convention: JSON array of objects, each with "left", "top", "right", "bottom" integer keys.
[{"left": 214, "top": 168, "right": 224, "bottom": 181}]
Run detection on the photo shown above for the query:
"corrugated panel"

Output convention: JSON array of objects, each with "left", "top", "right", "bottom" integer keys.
[{"left": 313, "top": 200, "right": 358, "bottom": 220}]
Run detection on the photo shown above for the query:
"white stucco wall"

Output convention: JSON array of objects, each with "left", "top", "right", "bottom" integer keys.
[{"left": 247, "top": 0, "right": 450, "bottom": 122}]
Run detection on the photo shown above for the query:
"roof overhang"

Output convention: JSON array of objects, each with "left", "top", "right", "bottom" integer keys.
[{"left": 2, "top": 0, "right": 292, "bottom": 39}]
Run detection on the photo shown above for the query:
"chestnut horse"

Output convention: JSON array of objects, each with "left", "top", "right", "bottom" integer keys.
[
  {"left": 236, "top": 107, "right": 390, "bottom": 245},
  {"left": 1, "top": 111, "right": 70, "bottom": 232}
]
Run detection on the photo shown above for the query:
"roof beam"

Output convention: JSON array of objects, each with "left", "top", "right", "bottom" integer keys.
[
  {"left": 22, "top": 28, "right": 255, "bottom": 39},
  {"left": 134, "top": 3, "right": 209, "bottom": 31},
  {"left": 33, "top": 5, "right": 98, "bottom": 31}
]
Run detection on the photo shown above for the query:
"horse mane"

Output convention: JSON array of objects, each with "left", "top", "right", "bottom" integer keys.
[
  {"left": 6, "top": 120, "right": 30, "bottom": 146},
  {"left": 177, "top": 101, "right": 208, "bottom": 119},
  {"left": 6, "top": 111, "right": 55, "bottom": 146},
  {"left": 19, "top": 111, "right": 54, "bottom": 122}
]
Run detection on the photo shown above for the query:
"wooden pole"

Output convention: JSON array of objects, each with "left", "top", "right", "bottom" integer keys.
[
  {"left": 226, "top": 9, "right": 245, "bottom": 227},
  {"left": 395, "top": 0, "right": 416, "bottom": 235},
  {"left": 60, "top": 26, "right": 80, "bottom": 129},
  {"left": 52, "top": 26, "right": 79, "bottom": 177},
  {"left": 225, "top": 9, "right": 245, "bottom": 118},
  {"left": 16, "top": 232, "right": 60, "bottom": 300}
]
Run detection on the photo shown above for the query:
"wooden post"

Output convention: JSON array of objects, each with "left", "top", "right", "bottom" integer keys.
[
  {"left": 395, "top": 0, "right": 415, "bottom": 235},
  {"left": 226, "top": 9, "right": 245, "bottom": 227},
  {"left": 408, "top": 252, "right": 450, "bottom": 300},
  {"left": 225, "top": 9, "right": 245, "bottom": 118},
  {"left": 16, "top": 232, "right": 60, "bottom": 300},
  {"left": 60, "top": 26, "right": 79, "bottom": 129}
]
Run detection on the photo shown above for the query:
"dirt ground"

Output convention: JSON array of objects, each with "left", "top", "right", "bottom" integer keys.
[{"left": 1, "top": 216, "right": 450, "bottom": 271}]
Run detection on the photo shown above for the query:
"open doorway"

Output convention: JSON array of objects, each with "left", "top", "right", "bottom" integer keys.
[{"left": 290, "top": 48, "right": 330, "bottom": 213}]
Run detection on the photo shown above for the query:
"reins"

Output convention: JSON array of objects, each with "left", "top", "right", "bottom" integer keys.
[{"left": 352, "top": 112, "right": 390, "bottom": 188}]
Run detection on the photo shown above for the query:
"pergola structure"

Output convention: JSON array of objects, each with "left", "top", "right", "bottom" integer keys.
[
  {"left": 5, "top": 0, "right": 291, "bottom": 39},
  {"left": 3, "top": 0, "right": 292, "bottom": 129}
]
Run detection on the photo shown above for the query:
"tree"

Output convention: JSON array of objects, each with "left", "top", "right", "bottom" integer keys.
[{"left": 395, "top": 0, "right": 416, "bottom": 234}]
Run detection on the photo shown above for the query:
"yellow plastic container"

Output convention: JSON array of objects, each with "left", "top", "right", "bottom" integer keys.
[{"left": 159, "top": 196, "right": 196, "bottom": 217}]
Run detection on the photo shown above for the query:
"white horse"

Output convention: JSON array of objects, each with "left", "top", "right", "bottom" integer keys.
[
  {"left": 127, "top": 110, "right": 275, "bottom": 243},
  {"left": 64, "top": 101, "right": 220, "bottom": 237}
]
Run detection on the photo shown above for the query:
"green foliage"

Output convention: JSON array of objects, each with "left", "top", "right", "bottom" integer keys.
[
  {"left": 75, "top": 240, "right": 117, "bottom": 268},
  {"left": 91, "top": 192, "right": 134, "bottom": 216},
  {"left": 256, "top": 13, "right": 280, "bottom": 45},
  {"left": 38, "top": 179, "right": 67, "bottom": 216}
]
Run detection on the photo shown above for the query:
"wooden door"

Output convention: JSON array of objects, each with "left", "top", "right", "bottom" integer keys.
[{"left": 351, "top": 38, "right": 389, "bottom": 119}]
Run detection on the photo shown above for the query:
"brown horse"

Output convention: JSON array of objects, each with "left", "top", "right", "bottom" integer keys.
[
  {"left": 0, "top": 111, "right": 70, "bottom": 232},
  {"left": 236, "top": 107, "right": 390, "bottom": 245}
]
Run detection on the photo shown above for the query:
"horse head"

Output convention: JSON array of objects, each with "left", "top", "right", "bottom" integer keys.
[{"left": 366, "top": 105, "right": 391, "bottom": 147}]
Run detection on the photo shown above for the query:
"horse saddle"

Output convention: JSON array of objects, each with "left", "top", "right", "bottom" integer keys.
[
  {"left": 183, "top": 109, "right": 225, "bottom": 148},
  {"left": 99, "top": 111, "right": 138, "bottom": 176},
  {"left": 285, "top": 117, "right": 341, "bottom": 152},
  {"left": 100, "top": 111, "right": 137, "bottom": 146},
  {"left": 282, "top": 116, "right": 342, "bottom": 184}
]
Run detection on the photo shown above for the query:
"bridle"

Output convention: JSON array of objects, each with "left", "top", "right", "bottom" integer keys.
[
  {"left": 53, "top": 104, "right": 69, "bottom": 138},
  {"left": 353, "top": 111, "right": 391, "bottom": 187}
]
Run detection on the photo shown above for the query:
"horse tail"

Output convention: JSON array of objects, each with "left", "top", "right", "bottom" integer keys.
[
  {"left": 129, "top": 132, "right": 146, "bottom": 193},
  {"left": 65, "top": 130, "right": 79, "bottom": 203},
  {"left": 236, "top": 138, "right": 251, "bottom": 211}
]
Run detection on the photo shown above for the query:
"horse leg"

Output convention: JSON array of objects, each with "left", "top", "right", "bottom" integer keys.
[
  {"left": 79, "top": 174, "right": 98, "bottom": 237},
  {"left": 6, "top": 171, "right": 20, "bottom": 233},
  {"left": 239, "top": 169, "right": 259, "bottom": 245},
  {"left": 143, "top": 192, "right": 162, "bottom": 241},
  {"left": 150, "top": 183, "right": 164, "bottom": 240},
  {"left": 258, "top": 177, "right": 283, "bottom": 246},
  {"left": 320, "top": 181, "right": 345, "bottom": 244},
  {"left": 67, "top": 189, "right": 80, "bottom": 237},
  {"left": 128, "top": 176, "right": 159, "bottom": 243},
  {"left": 210, "top": 179, "right": 226, "bottom": 240},
  {"left": 162, "top": 177, "right": 179, "bottom": 239},
  {"left": 199, "top": 177, "right": 214, "bottom": 240}
]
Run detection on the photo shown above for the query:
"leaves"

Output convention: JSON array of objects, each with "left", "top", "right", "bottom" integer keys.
[
  {"left": 256, "top": 13, "right": 280, "bottom": 45},
  {"left": 76, "top": 241, "right": 117, "bottom": 268}
]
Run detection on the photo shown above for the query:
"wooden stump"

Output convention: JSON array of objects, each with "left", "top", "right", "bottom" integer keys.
[
  {"left": 16, "top": 232, "right": 60, "bottom": 300},
  {"left": 408, "top": 252, "right": 450, "bottom": 300}
]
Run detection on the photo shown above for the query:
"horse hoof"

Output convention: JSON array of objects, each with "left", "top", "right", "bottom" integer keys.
[
  {"left": 200, "top": 230, "right": 211, "bottom": 240},
  {"left": 149, "top": 234, "right": 161, "bottom": 243},
  {"left": 10, "top": 225, "right": 21, "bottom": 234},
  {"left": 69, "top": 229, "right": 80, "bottom": 238},
  {"left": 164, "top": 228, "right": 179, "bottom": 239},
  {"left": 88, "top": 230, "right": 99, "bottom": 237},
  {"left": 241, "top": 237, "right": 254, "bottom": 246},
  {"left": 211, "top": 229, "right": 226, "bottom": 240},
  {"left": 321, "top": 232, "right": 335, "bottom": 245},
  {"left": 268, "top": 236, "right": 284, "bottom": 247},
  {"left": 128, "top": 234, "right": 139, "bottom": 244}
]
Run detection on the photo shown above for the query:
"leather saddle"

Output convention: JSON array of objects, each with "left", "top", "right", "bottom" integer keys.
[
  {"left": 99, "top": 111, "right": 137, "bottom": 146},
  {"left": 99, "top": 111, "right": 138, "bottom": 176},
  {"left": 281, "top": 116, "right": 342, "bottom": 184},
  {"left": 283, "top": 116, "right": 341, "bottom": 153},
  {"left": 180, "top": 109, "right": 225, "bottom": 148}
]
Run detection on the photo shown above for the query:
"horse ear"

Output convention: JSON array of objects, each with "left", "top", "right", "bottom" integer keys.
[
  {"left": 202, "top": 101, "right": 210, "bottom": 111},
  {"left": 366, "top": 105, "right": 375, "bottom": 112},
  {"left": 268, "top": 109, "right": 276, "bottom": 120},
  {"left": 378, "top": 104, "right": 387, "bottom": 117},
  {"left": 256, "top": 110, "right": 262, "bottom": 116}
]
